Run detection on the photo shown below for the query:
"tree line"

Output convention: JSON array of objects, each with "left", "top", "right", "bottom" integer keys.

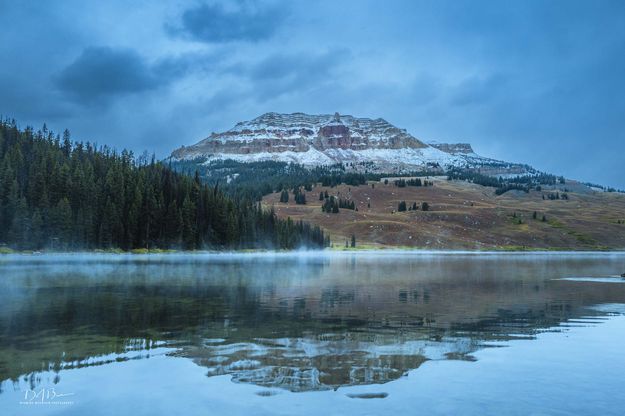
[
  {"left": 171, "top": 158, "right": 445, "bottom": 201},
  {"left": 397, "top": 201, "right": 429, "bottom": 212},
  {"left": 0, "top": 120, "right": 328, "bottom": 251},
  {"left": 394, "top": 178, "right": 433, "bottom": 187},
  {"left": 447, "top": 168, "right": 566, "bottom": 195},
  {"left": 170, "top": 158, "right": 369, "bottom": 200}
]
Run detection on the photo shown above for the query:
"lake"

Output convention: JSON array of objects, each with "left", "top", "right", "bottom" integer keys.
[{"left": 1, "top": 252, "right": 624, "bottom": 415}]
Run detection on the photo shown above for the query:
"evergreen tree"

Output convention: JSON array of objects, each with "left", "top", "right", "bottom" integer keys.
[
  {"left": 8, "top": 197, "right": 29, "bottom": 249},
  {"left": 181, "top": 195, "right": 197, "bottom": 249},
  {"left": 294, "top": 189, "right": 306, "bottom": 204},
  {"left": 99, "top": 198, "right": 116, "bottom": 248},
  {"left": 49, "top": 197, "right": 73, "bottom": 248},
  {"left": 0, "top": 120, "right": 329, "bottom": 251},
  {"left": 322, "top": 196, "right": 340, "bottom": 214},
  {"left": 164, "top": 200, "right": 182, "bottom": 244},
  {"left": 30, "top": 209, "right": 44, "bottom": 249}
]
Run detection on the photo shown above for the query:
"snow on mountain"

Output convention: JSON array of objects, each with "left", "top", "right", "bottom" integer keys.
[{"left": 171, "top": 112, "right": 528, "bottom": 173}]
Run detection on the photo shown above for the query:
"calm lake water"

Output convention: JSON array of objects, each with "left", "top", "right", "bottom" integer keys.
[{"left": 1, "top": 252, "right": 625, "bottom": 415}]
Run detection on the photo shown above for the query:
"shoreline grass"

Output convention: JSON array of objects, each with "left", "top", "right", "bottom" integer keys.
[{"left": 1, "top": 245, "right": 623, "bottom": 255}]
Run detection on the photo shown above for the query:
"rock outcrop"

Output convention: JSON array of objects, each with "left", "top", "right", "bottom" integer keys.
[{"left": 171, "top": 112, "right": 532, "bottom": 174}]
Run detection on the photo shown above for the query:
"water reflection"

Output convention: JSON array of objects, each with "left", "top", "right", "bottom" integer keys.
[{"left": 1, "top": 252, "right": 624, "bottom": 393}]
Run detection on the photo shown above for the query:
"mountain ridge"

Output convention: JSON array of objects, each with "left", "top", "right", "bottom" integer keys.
[{"left": 171, "top": 112, "right": 531, "bottom": 175}]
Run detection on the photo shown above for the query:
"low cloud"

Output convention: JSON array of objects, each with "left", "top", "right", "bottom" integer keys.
[
  {"left": 55, "top": 47, "right": 160, "bottom": 105},
  {"left": 54, "top": 46, "right": 206, "bottom": 106},
  {"left": 173, "top": 2, "right": 287, "bottom": 43},
  {"left": 241, "top": 49, "right": 350, "bottom": 100}
]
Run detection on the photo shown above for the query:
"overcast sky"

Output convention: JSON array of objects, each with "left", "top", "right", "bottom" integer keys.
[{"left": 1, "top": 0, "right": 624, "bottom": 187}]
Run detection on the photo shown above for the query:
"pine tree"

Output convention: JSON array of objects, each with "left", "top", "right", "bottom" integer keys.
[
  {"left": 49, "top": 197, "right": 73, "bottom": 248},
  {"left": 8, "top": 197, "right": 29, "bottom": 249},
  {"left": 294, "top": 190, "right": 306, "bottom": 204},
  {"left": 62, "top": 129, "right": 72, "bottom": 157},
  {"left": 30, "top": 209, "right": 44, "bottom": 249},
  {"left": 181, "top": 195, "right": 197, "bottom": 249},
  {"left": 164, "top": 200, "right": 182, "bottom": 244},
  {"left": 99, "top": 198, "right": 116, "bottom": 248},
  {"left": 0, "top": 120, "right": 329, "bottom": 251}
]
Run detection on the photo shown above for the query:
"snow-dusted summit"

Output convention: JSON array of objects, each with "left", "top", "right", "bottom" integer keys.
[{"left": 171, "top": 112, "right": 528, "bottom": 173}]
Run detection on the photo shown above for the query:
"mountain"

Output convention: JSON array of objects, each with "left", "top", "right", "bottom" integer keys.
[{"left": 171, "top": 112, "right": 531, "bottom": 175}]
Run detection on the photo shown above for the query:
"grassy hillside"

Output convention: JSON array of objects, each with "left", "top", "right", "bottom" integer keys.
[{"left": 263, "top": 177, "right": 625, "bottom": 250}]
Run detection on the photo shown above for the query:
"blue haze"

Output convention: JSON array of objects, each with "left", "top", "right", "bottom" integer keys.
[{"left": 0, "top": 0, "right": 624, "bottom": 187}]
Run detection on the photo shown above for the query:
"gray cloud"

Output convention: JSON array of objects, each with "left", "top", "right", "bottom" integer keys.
[
  {"left": 55, "top": 47, "right": 160, "bottom": 104},
  {"left": 173, "top": 2, "right": 286, "bottom": 43},
  {"left": 243, "top": 49, "right": 350, "bottom": 99},
  {"left": 54, "top": 46, "right": 208, "bottom": 106},
  {"left": 153, "top": 51, "right": 218, "bottom": 80}
]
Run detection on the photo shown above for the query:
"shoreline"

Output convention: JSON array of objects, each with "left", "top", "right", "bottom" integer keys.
[{"left": 2, "top": 248, "right": 625, "bottom": 257}]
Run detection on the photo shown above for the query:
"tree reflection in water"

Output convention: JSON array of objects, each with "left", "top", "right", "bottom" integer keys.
[{"left": 1, "top": 252, "right": 624, "bottom": 392}]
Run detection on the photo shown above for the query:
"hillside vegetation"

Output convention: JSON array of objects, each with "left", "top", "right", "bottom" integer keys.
[
  {"left": 263, "top": 177, "right": 625, "bottom": 250},
  {"left": 0, "top": 121, "right": 327, "bottom": 251}
]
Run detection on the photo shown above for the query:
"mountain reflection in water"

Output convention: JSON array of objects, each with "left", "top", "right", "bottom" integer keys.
[{"left": 1, "top": 252, "right": 624, "bottom": 393}]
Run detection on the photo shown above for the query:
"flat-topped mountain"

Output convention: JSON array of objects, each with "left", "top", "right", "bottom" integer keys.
[{"left": 171, "top": 112, "right": 528, "bottom": 174}]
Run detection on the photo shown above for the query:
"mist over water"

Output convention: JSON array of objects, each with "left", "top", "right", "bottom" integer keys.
[{"left": 1, "top": 252, "right": 624, "bottom": 415}]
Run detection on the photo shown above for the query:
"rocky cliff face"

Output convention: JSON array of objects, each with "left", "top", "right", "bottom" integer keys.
[
  {"left": 172, "top": 112, "right": 428, "bottom": 160},
  {"left": 171, "top": 112, "right": 530, "bottom": 174},
  {"left": 428, "top": 142, "right": 475, "bottom": 155}
]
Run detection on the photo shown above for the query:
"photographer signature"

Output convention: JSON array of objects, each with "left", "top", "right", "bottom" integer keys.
[{"left": 20, "top": 388, "right": 75, "bottom": 405}]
